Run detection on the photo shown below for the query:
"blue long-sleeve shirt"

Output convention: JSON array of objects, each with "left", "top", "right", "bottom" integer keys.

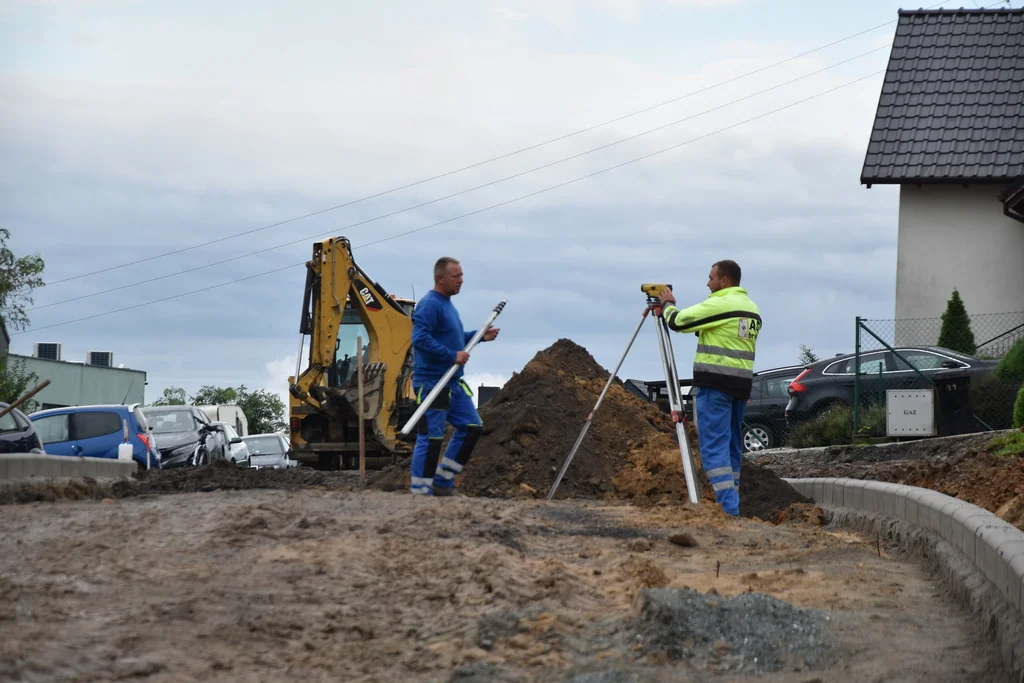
[{"left": 411, "top": 290, "right": 476, "bottom": 385}]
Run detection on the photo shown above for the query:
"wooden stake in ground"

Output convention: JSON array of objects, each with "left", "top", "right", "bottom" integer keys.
[
  {"left": 357, "top": 336, "right": 366, "bottom": 486},
  {"left": 0, "top": 379, "right": 51, "bottom": 420}
]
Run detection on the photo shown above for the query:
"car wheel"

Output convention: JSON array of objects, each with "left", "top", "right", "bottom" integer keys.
[{"left": 743, "top": 423, "right": 772, "bottom": 452}]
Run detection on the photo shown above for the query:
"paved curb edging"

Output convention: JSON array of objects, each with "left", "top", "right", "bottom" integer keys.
[
  {"left": 0, "top": 453, "right": 136, "bottom": 481},
  {"left": 786, "top": 477, "right": 1024, "bottom": 682}
]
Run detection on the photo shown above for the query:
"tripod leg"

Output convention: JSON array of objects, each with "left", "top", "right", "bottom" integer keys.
[
  {"left": 656, "top": 317, "right": 700, "bottom": 505},
  {"left": 546, "top": 309, "right": 650, "bottom": 500}
]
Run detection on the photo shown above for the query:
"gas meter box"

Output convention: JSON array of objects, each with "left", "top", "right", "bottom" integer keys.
[{"left": 886, "top": 390, "right": 936, "bottom": 437}]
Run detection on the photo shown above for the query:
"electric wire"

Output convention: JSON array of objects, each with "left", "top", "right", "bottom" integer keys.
[
  {"left": 31, "top": 45, "right": 889, "bottom": 312},
  {"left": 39, "top": 6, "right": 938, "bottom": 288},
  {"left": 18, "top": 69, "right": 883, "bottom": 335}
]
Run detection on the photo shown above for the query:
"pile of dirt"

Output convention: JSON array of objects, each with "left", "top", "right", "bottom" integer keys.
[
  {"left": 370, "top": 338, "right": 810, "bottom": 521},
  {"left": 739, "top": 462, "right": 812, "bottom": 521},
  {"left": 754, "top": 430, "right": 1024, "bottom": 530},
  {"left": 0, "top": 461, "right": 358, "bottom": 506}
]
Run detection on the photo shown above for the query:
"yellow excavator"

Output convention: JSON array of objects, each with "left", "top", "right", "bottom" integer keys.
[{"left": 287, "top": 236, "right": 419, "bottom": 470}]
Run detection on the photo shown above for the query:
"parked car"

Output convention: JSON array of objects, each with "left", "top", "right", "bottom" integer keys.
[
  {"left": 0, "top": 402, "right": 46, "bottom": 454},
  {"left": 210, "top": 421, "right": 250, "bottom": 467},
  {"left": 741, "top": 365, "right": 806, "bottom": 452},
  {"left": 28, "top": 404, "right": 161, "bottom": 470},
  {"left": 242, "top": 433, "right": 296, "bottom": 469},
  {"left": 144, "top": 405, "right": 222, "bottom": 467},
  {"left": 785, "top": 346, "right": 1000, "bottom": 424}
]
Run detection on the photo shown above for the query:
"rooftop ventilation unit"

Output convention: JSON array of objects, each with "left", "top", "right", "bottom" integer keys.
[
  {"left": 86, "top": 351, "right": 114, "bottom": 367},
  {"left": 33, "top": 342, "right": 61, "bottom": 361}
]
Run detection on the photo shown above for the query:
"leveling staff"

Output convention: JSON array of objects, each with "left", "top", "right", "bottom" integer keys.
[{"left": 658, "top": 260, "right": 761, "bottom": 516}]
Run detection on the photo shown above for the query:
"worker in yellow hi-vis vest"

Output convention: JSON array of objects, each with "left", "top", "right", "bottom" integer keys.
[{"left": 658, "top": 260, "right": 761, "bottom": 516}]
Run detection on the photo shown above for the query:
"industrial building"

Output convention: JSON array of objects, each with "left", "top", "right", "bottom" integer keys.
[{"left": 7, "top": 342, "right": 146, "bottom": 409}]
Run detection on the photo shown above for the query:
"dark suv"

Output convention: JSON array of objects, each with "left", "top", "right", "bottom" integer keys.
[
  {"left": 785, "top": 346, "right": 999, "bottom": 423},
  {"left": 742, "top": 365, "right": 805, "bottom": 452}
]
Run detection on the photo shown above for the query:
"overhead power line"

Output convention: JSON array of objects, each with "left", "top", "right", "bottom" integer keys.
[
  {"left": 18, "top": 68, "right": 884, "bottom": 335},
  {"left": 31, "top": 45, "right": 889, "bottom": 313},
  {"left": 39, "top": 8, "right": 925, "bottom": 289}
]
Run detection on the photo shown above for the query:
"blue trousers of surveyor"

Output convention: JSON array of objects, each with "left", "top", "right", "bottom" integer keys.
[
  {"left": 695, "top": 386, "right": 745, "bottom": 516},
  {"left": 410, "top": 379, "right": 482, "bottom": 495}
]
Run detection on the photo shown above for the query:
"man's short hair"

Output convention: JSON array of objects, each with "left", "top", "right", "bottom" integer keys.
[
  {"left": 434, "top": 257, "right": 459, "bottom": 279},
  {"left": 713, "top": 259, "right": 741, "bottom": 285}
]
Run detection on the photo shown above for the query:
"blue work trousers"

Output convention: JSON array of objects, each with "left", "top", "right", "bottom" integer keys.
[
  {"left": 695, "top": 386, "right": 745, "bottom": 516},
  {"left": 410, "top": 379, "right": 482, "bottom": 494}
]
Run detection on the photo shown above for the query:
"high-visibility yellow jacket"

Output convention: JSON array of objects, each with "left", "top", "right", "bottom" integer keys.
[{"left": 662, "top": 286, "right": 761, "bottom": 401}]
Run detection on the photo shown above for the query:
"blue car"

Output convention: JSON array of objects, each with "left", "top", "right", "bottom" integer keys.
[{"left": 29, "top": 404, "right": 162, "bottom": 470}]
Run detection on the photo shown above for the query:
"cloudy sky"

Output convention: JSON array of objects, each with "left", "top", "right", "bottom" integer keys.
[{"left": 3, "top": 0, "right": 1000, "bottom": 408}]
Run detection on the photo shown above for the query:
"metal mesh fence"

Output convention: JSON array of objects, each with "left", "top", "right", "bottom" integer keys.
[{"left": 853, "top": 312, "right": 1024, "bottom": 438}]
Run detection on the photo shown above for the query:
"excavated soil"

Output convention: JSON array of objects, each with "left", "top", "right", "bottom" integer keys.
[
  {"left": 753, "top": 430, "right": 1024, "bottom": 530},
  {"left": 369, "top": 339, "right": 808, "bottom": 521},
  {"left": 0, "top": 461, "right": 360, "bottom": 506},
  {"left": 0, "top": 487, "right": 1010, "bottom": 682}
]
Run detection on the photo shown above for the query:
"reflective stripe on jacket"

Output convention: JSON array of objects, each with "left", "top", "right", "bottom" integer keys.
[{"left": 662, "top": 286, "right": 761, "bottom": 401}]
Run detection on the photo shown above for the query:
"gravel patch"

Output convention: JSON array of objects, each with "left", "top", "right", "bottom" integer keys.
[{"left": 633, "top": 587, "right": 834, "bottom": 674}]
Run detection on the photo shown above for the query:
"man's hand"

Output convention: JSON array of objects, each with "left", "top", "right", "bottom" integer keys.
[
  {"left": 483, "top": 327, "right": 500, "bottom": 342},
  {"left": 455, "top": 351, "right": 470, "bottom": 365},
  {"left": 659, "top": 288, "right": 676, "bottom": 306}
]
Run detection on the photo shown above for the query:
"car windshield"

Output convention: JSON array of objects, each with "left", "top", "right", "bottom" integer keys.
[
  {"left": 245, "top": 436, "right": 284, "bottom": 455},
  {"left": 0, "top": 408, "right": 19, "bottom": 433},
  {"left": 146, "top": 410, "right": 195, "bottom": 433}
]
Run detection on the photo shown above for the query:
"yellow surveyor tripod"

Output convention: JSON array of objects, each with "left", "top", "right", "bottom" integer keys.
[{"left": 546, "top": 284, "right": 701, "bottom": 504}]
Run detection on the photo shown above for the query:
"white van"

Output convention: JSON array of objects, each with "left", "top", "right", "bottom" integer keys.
[{"left": 197, "top": 405, "right": 249, "bottom": 437}]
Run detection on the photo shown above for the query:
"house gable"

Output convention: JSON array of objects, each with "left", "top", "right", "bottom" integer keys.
[{"left": 860, "top": 8, "right": 1024, "bottom": 186}]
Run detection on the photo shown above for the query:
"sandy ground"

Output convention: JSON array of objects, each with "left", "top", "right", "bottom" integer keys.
[{"left": 0, "top": 481, "right": 1009, "bottom": 682}]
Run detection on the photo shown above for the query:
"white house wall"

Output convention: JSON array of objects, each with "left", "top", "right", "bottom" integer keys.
[{"left": 895, "top": 184, "right": 1024, "bottom": 347}]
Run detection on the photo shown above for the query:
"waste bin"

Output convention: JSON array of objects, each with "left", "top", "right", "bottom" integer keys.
[{"left": 933, "top": 370, "right": 972, "bottom": 436}]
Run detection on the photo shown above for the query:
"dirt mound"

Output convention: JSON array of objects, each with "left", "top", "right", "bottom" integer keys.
[
  {"left": 370, "top": 338, "right": 809, "bottom": 521},
  {"left": 0, "top": 461, "right": 358, "bottom": 505},
  {"left": 754, "top": 430, "right": 1024, "bottom": 530},
  {"left": 739, "top": 462, "right": 812, "bottom": 521}
]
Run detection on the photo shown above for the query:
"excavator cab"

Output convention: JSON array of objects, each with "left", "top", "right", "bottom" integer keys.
[{"left": 288, "top": 237, "right": 419, "bottom": 470}]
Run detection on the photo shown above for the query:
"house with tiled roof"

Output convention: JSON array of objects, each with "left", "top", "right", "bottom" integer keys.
[{"left": 861, "top": 7, "right": 1024, "bottom": 345}]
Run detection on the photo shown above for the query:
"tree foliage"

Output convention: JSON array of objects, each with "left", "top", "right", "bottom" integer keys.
[
  {"left": 0, "top": 356, "right": 41, "bottom": 413},
  {"left": 0, "top": 228, "right": 46, "bottom": 333},
  {"left": 798, "top": 344, "right": 819, "bottom": 365},
  {"left": 151, "top": 384, "right": 286, "bottom": 434},
  {"left": 937, "top": 289, "right": 977, "bottom": 355},
  {"left": 151, "top": 386, "right": 187, "bottom": 406}
]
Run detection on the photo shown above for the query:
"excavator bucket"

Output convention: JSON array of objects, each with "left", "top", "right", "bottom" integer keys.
[{"left": 325, "top": 362, "right": 387, "bottom": 420}]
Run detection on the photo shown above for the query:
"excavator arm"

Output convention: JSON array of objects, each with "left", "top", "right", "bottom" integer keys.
[{"left": 288, "top": 236, "right": 417, "bottom": 469}]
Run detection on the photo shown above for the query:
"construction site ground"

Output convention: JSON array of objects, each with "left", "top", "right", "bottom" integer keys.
[
  {"left": 1, "top": 342, "right": 1017, "bottom": 681},
  {"left": 0, "top": 467, "right": 1011, "bottom": 683}
]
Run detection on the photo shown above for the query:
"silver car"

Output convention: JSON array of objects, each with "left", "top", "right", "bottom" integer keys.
[{"left": 241, "top": 433, "right": 295, "bottom": 469}]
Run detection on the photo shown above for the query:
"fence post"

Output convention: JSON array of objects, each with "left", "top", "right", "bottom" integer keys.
[{"left": 853, "top": 317, "right": 861, "bottom": 441}]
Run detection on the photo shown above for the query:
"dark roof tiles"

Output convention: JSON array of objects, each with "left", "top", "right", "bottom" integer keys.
[{"left": 860, "top": 8, "right": 1024, "bottom": 184}]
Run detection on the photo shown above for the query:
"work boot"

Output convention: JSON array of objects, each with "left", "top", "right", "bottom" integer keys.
[{"left": 433, "top": 487, "right": 462, "bottom": 498}]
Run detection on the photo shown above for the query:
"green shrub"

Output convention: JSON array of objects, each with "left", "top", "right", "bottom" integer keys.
[
  {"left": 969, "top": 373, "right": 1018, "bottom": 430},
  {"left": 988, "top": 429, "right": 1024, "bottom": 457},
  {"left": 1014, "top": 383, "right": 1024, "bottom": 429},
  {"left": 937, "top": 289, "right": 977, "bottom": 355},
  {"left": 787, "top": 403, "right": 885, "bottom": 448},
  {"left": 995, "top": 339, "right": 1024, "bottom": 385}
]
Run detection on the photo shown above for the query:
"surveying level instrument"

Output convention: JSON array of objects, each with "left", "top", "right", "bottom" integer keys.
[{"left": 547, "top": 284, "right": 701, "bottom": 505}]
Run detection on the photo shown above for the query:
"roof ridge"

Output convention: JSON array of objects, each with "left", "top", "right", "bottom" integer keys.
[{"left": 898, "top": 7, "right": 1024, "bottom": 15}]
